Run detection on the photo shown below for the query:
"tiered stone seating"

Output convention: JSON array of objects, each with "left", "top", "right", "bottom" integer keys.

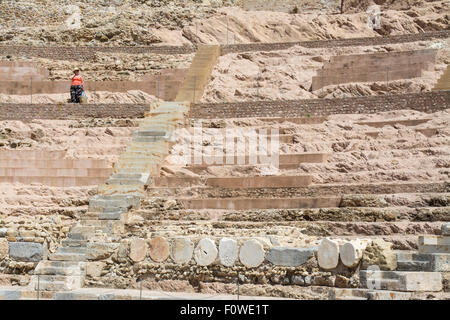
[
  {"left": 311, "top": 49, "right": 437, "bottom": 91},
  {"left": 0, "top": 150, "right": 112, "bottom": 187},
  {"left": 29, "top": 101, "right": 190, "bottom": 291}
]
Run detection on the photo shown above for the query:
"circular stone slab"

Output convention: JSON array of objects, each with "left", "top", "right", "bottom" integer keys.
[
  {"left": 219, "top": 237, "right": 238, "bottom": 267},
  {"left": 148, "top": 237, "right": 170, "bottom": 262},
  {"left": 171, "top": 237, "right": 194, "bottom": 264},
  {"left": 340, "top": 242, "right": 358, "bottom": 268},
  {"left": 129, "top": 238, "right": 147, "bottom": 262},
  {"left": 194, "top": 238, "right": 218, "bottom": 266},
  {"left": 317, "top": 238, "right": 340, "bottom": 270},
  {"left": 239, "top": 239, "right": 265, "bottom": 268}
]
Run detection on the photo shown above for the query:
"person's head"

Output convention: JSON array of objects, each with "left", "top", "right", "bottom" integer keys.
[{"left": 73, "top": 68, "right": 80, "bottom": 75}]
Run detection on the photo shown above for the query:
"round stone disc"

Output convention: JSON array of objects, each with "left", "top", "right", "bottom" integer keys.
[
  {"left": 148, "top": 237, "right": 170, "bottom": 262},
  {"left": 194, "top": 238, "right": 218, "bottom": 266},
  {"left": 129, "top": 238, "right": 147, "bottom": 262},
  {"left": 239, "top": 239, "right": 265, "bottom": 267}
]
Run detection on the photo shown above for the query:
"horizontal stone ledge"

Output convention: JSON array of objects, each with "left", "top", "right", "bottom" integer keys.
[
  {"left": 185, "top": 153, "right": 330, "bottom": 166},
  {"left": 0, "top": 150, "right": 67, "bottom": 160},
  {"left": 355, "top": 119, "right": 431, "bottom": 128},
  {"left": 0, "top": 176, "right": 109, "bottom": 187},
  {"left": 179, "top": 197, "right": 341, "bottom": 210},
  {"left": 0, "top": 168, "right": 112, "bottom": 177},
  {"left": 153, "top": 176, "right": 313, "bottom": 188},
  {"left": 0, "top": 159, "right": 109, "bottom": 169}
]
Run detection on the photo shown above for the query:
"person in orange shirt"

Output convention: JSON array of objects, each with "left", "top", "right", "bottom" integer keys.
[{"left": 70, "top": 67, "right": 85, "bottom": 103}]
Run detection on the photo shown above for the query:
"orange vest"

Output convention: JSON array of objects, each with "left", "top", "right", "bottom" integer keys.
[{"left": 71, "top": 75, "right": 83, "bottom": 86}]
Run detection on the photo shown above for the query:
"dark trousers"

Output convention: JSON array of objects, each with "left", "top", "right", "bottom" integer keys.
[{"left": 70, "top": 85, "right": 83, "bottom": 103}]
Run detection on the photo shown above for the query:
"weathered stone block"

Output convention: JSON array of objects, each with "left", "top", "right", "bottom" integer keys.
[
  {"left": 442, "top": 223, "right": 450, "bottom": 236},
  {"left": 266, "top": 247, "right": 315, "bottom": 267},
  {"left": 86, "top": 243, "right": 118, "bottom": 261},
  {"left": 9, "top": 242, "right": 44, "bottom": 262},
  {"left": 0, "top": 228, "right": 7, "bottom": 237},
  {"left": 361, "top": 239, "right": 397, "bottom": 271},
  {"left": 86, "top": 261, "right": 106, "bottom": 278},
  {"left": 360, "top": 270, "right": 443, "bottom": 292},
  {"left": 418, "top": 235, "right": 450, "bottom": 254}
]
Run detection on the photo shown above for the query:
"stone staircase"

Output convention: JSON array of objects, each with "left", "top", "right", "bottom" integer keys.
[
  {"left": 357, "top": 223, "right": 449, "bottom": 296},
  {"left": 29, "top": 101, "right": 190, "bottom": 291},
  {"left": 175, "top": 45, "right": 221, "bottom": 103}
]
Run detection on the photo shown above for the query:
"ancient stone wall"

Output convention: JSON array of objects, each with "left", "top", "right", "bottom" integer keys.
[
  {"left": 1, "top": 92, "right": 448, "bottom": 121},
  {"left": 0, "top": 31, "right": 447, "bottom": 60},
  {"left": 239, "top": 0, "right": 341, "bottom": 13},
  {"left": 0, "top": 103, "right": 148, "bottom": 121},
  {"left": 0, "top": 45, "right": 196, "bottom": 61},
  {"left": 191, "top": 92, "right": 450, "bottom": 119},
  {"left": 220, "top": 31, "right": 450, "bottom": 54}
]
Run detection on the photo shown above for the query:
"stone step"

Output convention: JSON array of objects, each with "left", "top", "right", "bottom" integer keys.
[
  {"left": 329, "top": 288, "right": 411, "bottom": 300},
  {"left": 107, "top": 173, "right": 150, "bottom": 185},
  {"left": 67, "top": 233, "right": 88, "bottom": 241},
  {"left": 132, "top": 136, "right": 167, "bottom": 143},
  {"left": 365, "top": 127, "right": 446, "bottom": 139},
  {"left": 69, "top": 226, "right": 96, "bottom": 235},
  {"left": 120, "top": 153, "right": 167, "bottom": 161},
  {"left": 48, "top": 252, "right": 86, "bottom": 262},
  {"left": 79, "top": 220, "right": 120, "bottom": 228},
  {"left": 396, "top": 260, "right": 431, "bottom": 271},
  {"left": 180, "top": 197, "right": 341, "bottom": 210},
  {"left": 153, "top": 176, "right": 312, "bottom": 188},
  {"left": 58, "top": 247, "right": 87, "bottom": 255},
  {"left": 61, "top": 239, "right": 87, "bottom": 247},
  {"left": 29, "top": 275, "right": 84, "bottom": 291},
  {"left": 97, "top": 184, "right": 146, "bottom": 197},
  {"left": 0, "top": 150, "right": 67, "bottom": 160},
  {"left": 359, "top": 270, "right": 443, "bottom": 292},
  {"left": 0, "top": 159, "right": 109, "bottom": 169},
  {"left": 0, "top": 176, "right": 109, "bottom": 187},
  {"left": 0, "top": 168, "right": 112, "bottom": 177},
  {"left": 355, "top": 119, "right": 431, "bottom": 128},
  {"left": 396, "top": 250, "right": 450, "bottom": 272},
  {"left": 113, "top": 166, "right": 160, "bottom": 175},
  {"left": 187, "top": 153, "right": 330, "bottom": 167},
  {"left": 133, "top": 130, "right": 166, "bottom": 137},
  {"left": 34, "top": 261, "right": 85, "bottom": 276},
  {"left": 88, "top": 195, "right": 141, "bottom": 211},
  {"left": 418, "top": 235, "right": 450, "bottom": 254}
]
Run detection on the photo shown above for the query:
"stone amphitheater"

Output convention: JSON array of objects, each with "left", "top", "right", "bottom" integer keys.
[{"left": 0, "top": 1, "right": 449, "bottom": 301}]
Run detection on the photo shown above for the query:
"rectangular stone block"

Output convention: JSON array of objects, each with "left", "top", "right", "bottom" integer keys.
[
  {"left": 360, "top": 270, "right": 443, "bottom": 292},
  {"left": 419, "top": 235, "right": 450, "bottom": 254},
  {"left": 9, "top": 242, "right": 45, "bottom": 262},
  {"left": 266, "top": 247, "right": 316, "bottom": 267}
]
